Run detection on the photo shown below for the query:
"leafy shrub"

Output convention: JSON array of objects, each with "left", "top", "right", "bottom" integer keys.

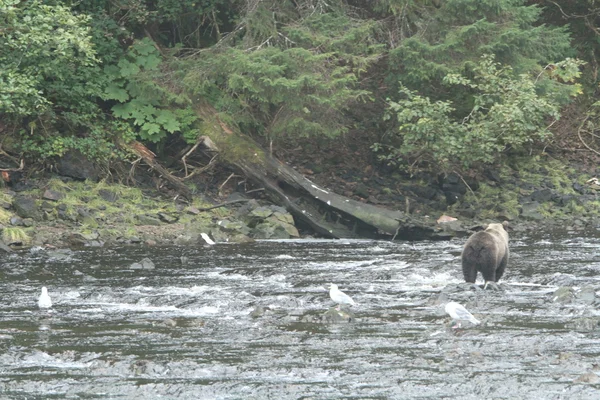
[
  {"left": 0, "top": 1, "right": 123, "bottom": 161},
  {"left": 102, "top": 38, "right": 199, "bottom": 144},
  {"left": 375, "top": 55, "right": 584, "bottom": 172},
  {"left": 0, "top": 0, "right": 99, "bottom": 119}
]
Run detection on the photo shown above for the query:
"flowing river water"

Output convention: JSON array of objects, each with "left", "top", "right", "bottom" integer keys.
[{"left": 1, "top": 230, "right": 600, "bottom": 399}]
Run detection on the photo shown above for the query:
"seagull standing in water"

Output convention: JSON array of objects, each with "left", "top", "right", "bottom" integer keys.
[
  {"left": 445, "top": 301, "right": 480, "bottom": 328},
  {"left": 329, "top": 284, "right": 355, "bottom": 310},
  {"left": 38, "top": 287, "right": 52, "bottom": 309}
]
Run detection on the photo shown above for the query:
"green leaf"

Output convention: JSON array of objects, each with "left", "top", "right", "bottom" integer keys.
[
  {"left": 155, "top": 110, "right": 180, "bottom": 133},
  {"left": 117, "top": 59, "right": 140, "bottom": 77},
  {"left": 136, "top": 54, "right": 161, "bottom": 70},
  {"left": 130, "top": 107, "right": 148, "bottom": 126},
  {"left": 134, "top": 39, "right": 157, "bottom": 56},
  {"left": 111, "top": 103, "right": 133, "bottom": 119},
  {"left": 103, "top": 83, "right": 129, "bottom": 102},
  {"left": 142, "top": 122, "right": 161, "bottom": 135}
]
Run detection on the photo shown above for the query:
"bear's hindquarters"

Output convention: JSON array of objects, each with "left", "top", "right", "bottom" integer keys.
[
  {"left": 462, "top": 242, "right": 498, "bottom": 283},
  {"left": 477, "top": 246, "right": 499, "bottom": 282}
]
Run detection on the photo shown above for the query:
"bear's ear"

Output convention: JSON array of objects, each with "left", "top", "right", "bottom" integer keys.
[{"left": 502, "top": 221, "right": 509, "bottom": 230}]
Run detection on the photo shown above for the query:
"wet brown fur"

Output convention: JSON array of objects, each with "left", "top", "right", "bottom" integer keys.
[{"left": 461, "top": 221, "right": 509, "bottom": 283}]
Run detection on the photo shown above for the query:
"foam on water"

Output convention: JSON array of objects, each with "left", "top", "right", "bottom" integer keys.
[
  {"left": 72, "top": 303, "right": 225, "bottom": 317},
  {"left": 102, "top": 303, "right": 180, "bottom": 312},
  {"left": 206, "top": 271, "right": 252, "bottom": 281},
  {"left": 162, "top": 285, "right": 221, "bottom": 295},
  {"left": 398, "top": 270, "right": 462, "bottom": 290},
  {"left": 15, "top": 351, "right": 89, "bottom": 369}
]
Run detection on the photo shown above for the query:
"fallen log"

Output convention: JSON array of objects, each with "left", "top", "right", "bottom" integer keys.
[{"left": 195, "top": 104, "right": 442, "bottom": 240}]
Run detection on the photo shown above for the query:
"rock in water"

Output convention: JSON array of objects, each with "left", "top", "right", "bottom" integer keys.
[
  {"left": 322, "top": 307, "right": 354, "bottom": 323},
  {"left": 444, "top": 301, "right": 480, "bottom": 327},
  {"left": 38, "top": 287, "right": 52, "bottom": 309},
  {"left": 329, "top": 283, "right": 355, "bottom": 310}
]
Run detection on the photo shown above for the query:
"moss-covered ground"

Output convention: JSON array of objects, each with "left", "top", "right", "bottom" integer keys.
[{"left": 2, "top": 178, "right": 233, "bottom": 247}]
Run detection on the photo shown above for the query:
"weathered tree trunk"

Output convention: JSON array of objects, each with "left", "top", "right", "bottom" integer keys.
[{"left": 196, "top": 104, "right": 441, "bottom": 240}]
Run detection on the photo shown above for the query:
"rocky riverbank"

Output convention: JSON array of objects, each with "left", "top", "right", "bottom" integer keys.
[
  {"left": 1, "top": 151, "right": 600, "bottom": 251},
  {"left": 0, "top": 175, "right": 302, "bottom": 251},
  {"left": 301, "top": 152, "right": 600, "bottom": 238}
]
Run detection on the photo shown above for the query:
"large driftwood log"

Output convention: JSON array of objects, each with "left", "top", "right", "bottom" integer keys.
[{"left": 196, "top": 105, "right": 440, "bottom": 240}]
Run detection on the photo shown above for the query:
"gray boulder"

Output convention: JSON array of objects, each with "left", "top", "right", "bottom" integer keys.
[
  {"left": 218, "top": 219, "right": 251, "bottom": 236},
  {"left": 57, "top": 150, "right": 100, "bottom": 181},
  {"left": 42, "top": 189, "right": 65, "bottom": 201},
  {"left": 245, "top": 206, "right": 299, "bottom": 239},
  {"left": 130, "top": 257, "right": 155, "bottom": 270},
  {"left": 12, "top": 196, "right": 40, "bottom": 220},
  {"left": 136, "top": 215, "right": 162, "bottom": 226}
]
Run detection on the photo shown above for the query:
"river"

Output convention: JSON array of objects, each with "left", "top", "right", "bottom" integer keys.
[{"left": 1, "top": 230, "right": 600, "bottom": 399}]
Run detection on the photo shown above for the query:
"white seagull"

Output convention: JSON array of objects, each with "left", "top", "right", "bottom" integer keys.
[
  {"left": 38, "top": 287, "right": 52, "bottom": 309},
  {"left": 329, "top": 283, "right": 356, "bottom": 310},
  {"left": 444, "top": 301, "right": 480, "bottom": 327}
]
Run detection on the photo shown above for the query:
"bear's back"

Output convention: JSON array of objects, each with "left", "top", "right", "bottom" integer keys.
[{"left": 484, "top": 222, "right": 509, "bottom": 247}]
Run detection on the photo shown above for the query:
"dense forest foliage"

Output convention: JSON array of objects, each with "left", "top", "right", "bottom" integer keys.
[{"left": 1, "top": 0, "right": 599, "bottom": 176}]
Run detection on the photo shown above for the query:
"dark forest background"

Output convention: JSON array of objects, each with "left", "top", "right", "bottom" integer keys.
[{"left": 2, "top": 0, "right": 600, "bottom": 179}]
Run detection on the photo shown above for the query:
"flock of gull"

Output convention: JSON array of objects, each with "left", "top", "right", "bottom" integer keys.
[
  {"left": 36, "top": 226, "right": 492, "bottom": 330},
  {"left": 36, "top": 283, "right": 477, "bottom": 328},
  {"left": 327, "top": 283, "right": 477, "bottom": 328}
]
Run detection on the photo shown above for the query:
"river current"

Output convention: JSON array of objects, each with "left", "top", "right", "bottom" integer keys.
[{"left": 1, "top": 231, "right": 600, "bottom": 399}]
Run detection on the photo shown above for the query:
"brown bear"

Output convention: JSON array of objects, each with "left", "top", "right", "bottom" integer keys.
[{"left": 461, "top": 221, "right": 509, "bottom": 288}]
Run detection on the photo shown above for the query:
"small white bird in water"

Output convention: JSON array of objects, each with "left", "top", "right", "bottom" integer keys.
[
  {"left": 200, "top": 232, "right": 215, "bottom": 245},
  {"left": 329, "top": 283, "right": 355, "bottom": 310},
  {"left": 38, "top": 287, "right": 52, "bottom": 309},
  {"left": 444, "top": 301, "right": 480, "bottom": 327}
]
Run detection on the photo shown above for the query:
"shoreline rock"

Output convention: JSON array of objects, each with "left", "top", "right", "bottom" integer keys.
[{"left": 1, "top": 167, "right": 600, "bottom": 250}]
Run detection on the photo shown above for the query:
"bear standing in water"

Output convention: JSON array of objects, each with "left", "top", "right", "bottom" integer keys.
[{"left": 461, "top": 221, "right": 509, "bottom": 289}]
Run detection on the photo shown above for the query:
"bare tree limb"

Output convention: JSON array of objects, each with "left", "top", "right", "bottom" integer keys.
[
  {"left": 0, "top": 158, "right": 23, "bottom": 172},
  {"left": 218, "top": 172, "right": 239, "bottom": 197},
  {"left": 125, "top": 141, "right": 193, "bottom": 200},
  {"left": 452, "top": 170, "right": 477, "bottom": 200},
  {"left": 180, "top": 135, "right": 220, "bottom": 179},
  {"left": 577, "top": 116, "right": 600, "bottom": 156},
  {"left": 197, "top": 199, "right": 250, "bottom": 211}
]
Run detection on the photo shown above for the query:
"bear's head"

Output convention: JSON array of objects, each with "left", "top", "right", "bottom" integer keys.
[{"left": 485, "top": 221, "right": 509, "bottom": 240}]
